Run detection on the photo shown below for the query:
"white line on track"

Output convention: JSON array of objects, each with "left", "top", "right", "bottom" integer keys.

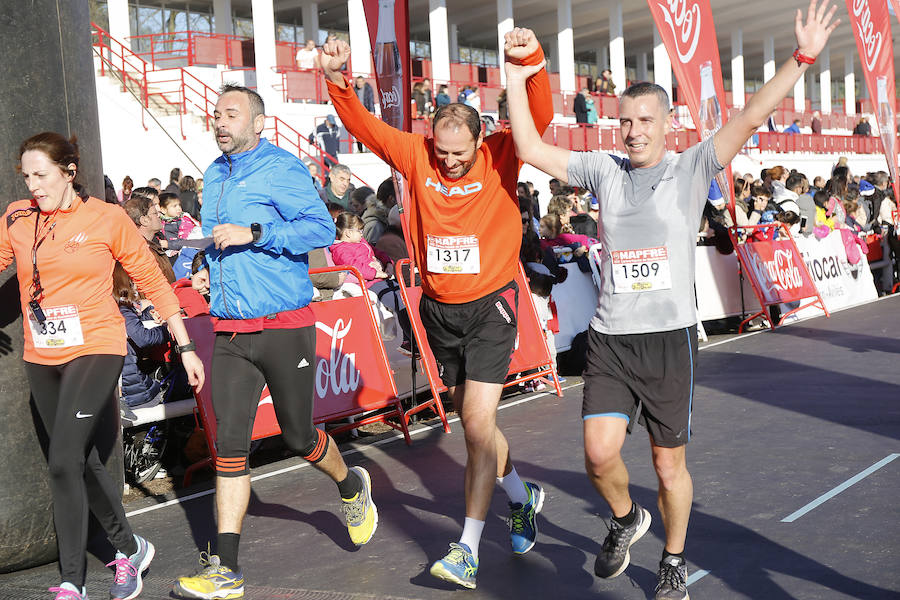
[
  {"left": 123, "top": 325, "right": 790, "bottom": 519},
  {"left": 687, "top": 569, "right": 709, "bottom": 586},
  {"left": 780, "top": 453, "right": 900, "bottom": 523}
]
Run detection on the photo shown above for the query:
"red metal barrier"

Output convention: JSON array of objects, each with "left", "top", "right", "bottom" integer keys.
[
  {"left": 182, "top": 266, "right": 412, "bottom": 485},
  {"left": 394, "top": 260, "right": 562, "bottom": 426}
]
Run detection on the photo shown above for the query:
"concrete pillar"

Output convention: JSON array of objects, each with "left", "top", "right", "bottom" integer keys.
[
  {"left": 497, "top": 0, "right": 514, "bottom": 86},
  {"left": 557, "top": 0, "right": 575, "bottom": 92},
  {"left": 819, "top": 51, "right": 831, "bottom": 114},
  {"left": 793, "top": 72, "right": 805, "bottom": 113},
  {"left": 609, "top": 0, "right": 626, "bottom": 93},
  {"left": 598, "top": 46, "right": 609, "bottom": 71},
  {"left": 429, "top": 0, "right": 451, "bottom": 84},
  {"left": 763, "top": 36, "right": 775, "bottom": 83},
  {"left": 449, "top": 23, "right": 459, "bottom": 62},
  {"left": 213, "top": 0, "right": 234, "bottom": 35},
  {"left": 0, "top": 0, "right": 109, "bottom": 572},
  {"left": 844, "top": 53, "right": 855, "bottom": 115},
  {"left": 731, "top": 29, "right": 745, "bottom": 108},
  {"left": 652, "top": 27, "right": 672, "bottom": 104},
  {"left": 107, "top": 0, "right": 131, "bottom": 47},
  {"left": 302, "top": 2, "right": 320, "bottom": 44},
  {"left": 637, "top": 53, "right": 648, "bottom": 83},
  {"left": 250, "top": 0, "right": 279, "bottom": 109},
  {"left": 348, "top": 0, "right": 371, "bottom": 76}
]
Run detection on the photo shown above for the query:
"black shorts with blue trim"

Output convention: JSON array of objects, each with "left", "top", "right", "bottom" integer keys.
[{"left": 582, "top": 324, "right": 698, "bottom": 448}]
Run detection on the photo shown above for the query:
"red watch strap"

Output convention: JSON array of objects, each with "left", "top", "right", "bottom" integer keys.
[{"left": 793, "top": 48, "right": 816, "bottom": 65}]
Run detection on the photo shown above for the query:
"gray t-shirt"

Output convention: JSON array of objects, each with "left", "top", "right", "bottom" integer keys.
[{"left": 568, "top": 137, "right": 723, "bottom": 335}]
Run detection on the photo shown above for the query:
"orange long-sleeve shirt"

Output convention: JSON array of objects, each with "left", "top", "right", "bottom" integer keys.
[
  {"left": 0, "top": 196, "right": 181, "bottom": 365},
  {"left": 327, "top": 48, "right": 552, "bottom": 303}
]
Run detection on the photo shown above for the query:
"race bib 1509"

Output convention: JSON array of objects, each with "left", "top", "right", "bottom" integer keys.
[{"left": 610, "top": 246, "right": 672, "bottom": 293}]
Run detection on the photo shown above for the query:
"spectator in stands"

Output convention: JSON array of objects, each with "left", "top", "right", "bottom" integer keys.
[
  {"left": 766, "top": 165, "right": 789, "bottom": 195},
  {"left": 435, "top": 85, "right": 451, "bottom": 109},
  {"left": 842, "top": 189, "right": 866, "bottom": 232},
  {"left": 570, "top": 194, "right": 598, "bottom": 237},
  {"left": 548, "top": 178, "right": 561, "bottom": 197},
  {"left": 118, "top": 175, "right": 133, "bottom": 204},
  {"left": 853, "top": 117, "right": 872, "bottom": 136},
  {"left": 546, "top": 194, "right": 576, "bottom": 233},
  {"left": 190, "top": 250, "right": 210, "bottom": 304},
  {"left": 856, "top": 179, "right": 879, "bottom": 229},
  {"left": 811, "top": 111, "right": 822, "bottom": 134},
  {"left": 810, "top": 175, "right": 825, "bottom": 192},
  {"left": 748, "top": 182, "right": 775, "bottom": 226},
  {"left": 574, "top": 86, "right": 590, "bottom": 123},
  {"left": 165, "top": 168, "right": 181, "bottom": 196},
  {"left": 308, "top": 246, "right": 345, "bottom": 302},
  {"left": 123, "top": 196, "right": 176, "bottom": 283},
  {"left": 456, "top": 84, "right": 471, "bottom": 104},
  {"left": 465, "top": 85, "right": 481, "bottom": 113},
  {"left": 375, "top": 205, "right": 408, "bottom": 264},
  {"left": 159, "top": 192, "right": 198, "bottom": 242},
  {"left": 312, "top": 115, "right": 341, "bottom": 169},
  {"left": 348, "top": 186, "right": 374, "bottom": 217},
  {"left": 354, "top": 77, "right": 375, "bottom": 151},
  {"left": 766, "top": 111, "right": 778, "bottom": 132},
  {"left": 104, "top": 175, "right": 119, "bottom": 204},
  {"left": 319, "top": 163, "right": 353, "bottom": 208},
  {"left": 497, "top": 89, "right": 508, "bottom": 121},
  {"left": 113, "top": 262, "right": 169, "bottom": 421},
  {"left": 148, "top": 177, "right": 161, "bottom": 191},
  {"left": 780, "top": 172, "right": 814, "bottom": 233},
  {"left": 783, "top": 119, "right": 801, "bottom": 135},
  {"left": 179, "top": 175, "right": 200, "bottom": 221},
  {"left": 363, "top": 178, "right": 395, "bottom": 244},
  {"left": 539, "top": 213, "right": 593, "bottom": 272},
  {"left": 296, "top": 39, "right": 319, "bottom": 70},
  {"left": 699, "top": 181, "right": 734, "bottom": 253},
  {"left": 305, "top": 160, "right": 325, "bottom": 195},
  {"left": 421, "top": 78, "right": 434, "bottom": 111},
  {"left": 330, "top": 212, "right": 388, "bottom": 290},
  {"left": 413, "top": 81, "right": 427, "bottom": 117},
  {"left": 596, "top": 68, "right": 615, "bottom": 96}
]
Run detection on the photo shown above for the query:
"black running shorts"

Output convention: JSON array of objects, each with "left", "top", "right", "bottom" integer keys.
[
  {"left": 419, "top": 281, "right": 518, "bottom": 387},
  {"left": 582, "top": 325, "right": 697, "bottom": 447}
]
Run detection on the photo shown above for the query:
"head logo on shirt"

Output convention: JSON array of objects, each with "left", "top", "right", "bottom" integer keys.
[
  {"left": 424, "top": 177, "right": 483, "bottom": 197},
  {"left": 64, "top": 232, "right": 87, "bottom": 254}
]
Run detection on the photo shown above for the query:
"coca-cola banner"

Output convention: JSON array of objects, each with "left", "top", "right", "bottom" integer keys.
[
  {"left": 736, "top": 239, "right": 820, "bottom": 305},
  {"left": 647, "top": 0, "right": 735, "bottom": 216},
  {"left": 362, "top": 0, "right": 411, "bottom": 134},
  {"left": 892, "top": 0, "right": 900, "bottom": 25},
  {"left": 845, "top": 0, "right": 900, "bottom": 205}
]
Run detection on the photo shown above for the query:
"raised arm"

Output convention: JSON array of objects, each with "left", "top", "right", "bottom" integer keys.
[
  {"left": 714, "top": 0, "right": 838, "bottom": 166},
  {"left": 505, "top": 30, "right": 570, "bottom": 182}
]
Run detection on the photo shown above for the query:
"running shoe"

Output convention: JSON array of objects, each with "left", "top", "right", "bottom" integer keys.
[
  {"left": 340, "top": 466, "right": 378, "bottom": 546},
  {"left": 655, "top": 555, "right": 690, "bottom": 600},
  {"left": 48, "top": 583, "right": 87, "bottom": 599},
  {"left": 172, "top": 552, "right": 244, "bottom": 599},
  {"left": 429, "top": 542, "right": 478, "bottom": 589},
  {"left": 594, "top": 504, "right": 652, "bottom": 578},
  {"left": 108, "top": 534, "right": 155, "bottom": 600},
  {"left": 508, "top": 481, "right": 545, "bottom": 554}
]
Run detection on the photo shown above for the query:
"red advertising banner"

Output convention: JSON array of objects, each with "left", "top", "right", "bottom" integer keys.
[
  {"left": 647, "top": 0, "right": 735, "bottom": 217},
  {"left": 845, "top": 0, "right": 900, "bottom": 206},
  {"left": 892, "top": 0, "right": 900, "bottom": 25}
]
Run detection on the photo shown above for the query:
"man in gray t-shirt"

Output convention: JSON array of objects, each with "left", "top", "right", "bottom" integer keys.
[{"left": 503, "top": 3, "right": 838, "bottom": 598}]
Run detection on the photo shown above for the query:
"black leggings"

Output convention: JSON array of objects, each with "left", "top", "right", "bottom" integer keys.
[
  {"left": 25, "top": 355, "right": 135, "bottom": 587},
  {"left": 211, "top": 327, "right": 319, "bottom": 476}
]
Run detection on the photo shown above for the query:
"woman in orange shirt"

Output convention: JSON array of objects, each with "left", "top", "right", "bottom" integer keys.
[{"left": 0, "top": 132, "right": 203, "bottom": 600}]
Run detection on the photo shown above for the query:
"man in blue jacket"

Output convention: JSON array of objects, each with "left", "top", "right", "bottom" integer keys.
[{"left": 174, "top": 84, "right": 377, "bottom": 600}]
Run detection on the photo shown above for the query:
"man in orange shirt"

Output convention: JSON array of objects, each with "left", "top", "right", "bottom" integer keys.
[{"left": 322, "top": 28, "right": 552, "bottom": 589}]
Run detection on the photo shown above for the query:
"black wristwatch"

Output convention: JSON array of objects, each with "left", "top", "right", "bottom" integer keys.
[
  {"left": 250, "top": 222, "right": 262, "bottom": 243},
  {"left": 176, "top": 340, "right": 196, "bottom": 354}
]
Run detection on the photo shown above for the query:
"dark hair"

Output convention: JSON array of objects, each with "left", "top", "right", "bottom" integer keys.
[
  {"left": 539, "top": 213, "right": 562, "bottom": 238},
  {"left": 785, "top": 173, "right": 806, "bottom": 192},
  {"left": 376, "top": 177, "right": 395, "bottom": 204},
  {"left": 18, "top": 131, "right": 86, "bottom": 198},
  {"left": 826, "top": 175, "right": 849, "bottom": 200},
  {"left": 220, "top": 83, "right": 265, "bottom": 119},
  {"left": 433, "top": 103, "right": 482, "bottom": 141},
  {"left": 169, "top": 167, "right": 181, "bottom": 183},
  {"left": 750, "top": 182, "right": 772, "bottom": 199},
  {"left": 191, "top": 250, "right": 206, "bottom": 275},
  {"left": 122, "top": 175, "right": 133, "bottom": 189},
  {"left": 870, "top": 171, "right": 889, "bottom": 188},
  {"left": 180, "top": 175, "right": 196, "bottom": 192},
  {"left": 620, "top": 82, "right": 670, "bottom": 112},
  {"left": 132, "top": 186, "right": 158, "bottom": 200},
  {"left": 123, "top": 196, "right": 153, "bottom": 226},
  {"left": 734, "top": 178, "right": 748, "bottom": 197},
  {"left": 813, "top": 189, "right": 830, "bottom": 208},
  {"left": 335, "top": 212, "right": 364, "bottom": 238},
  {"left": 112, "top": 262, "right": 139, "bottom": 306},
  {"left": 351, "top": 186, "right": 375, "bottom": 207},
  {"left": 158, "top": 192, "right": 180, "bottom": 210}
]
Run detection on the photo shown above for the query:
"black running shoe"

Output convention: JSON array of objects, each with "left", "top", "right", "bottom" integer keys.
[
  {"left": 655, "top": 555, "right": 689, "bottom": 600},
  {"left": 594, "top": 504, "right": 651, "bottom": 578}
]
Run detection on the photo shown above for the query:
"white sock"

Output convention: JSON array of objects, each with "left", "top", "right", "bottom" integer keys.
[
  {"left": 459, "top": 517, "right": 485, "bottom": 561},
  {"left": 497, "top": 466, "right": 529, "bottom": 506}
]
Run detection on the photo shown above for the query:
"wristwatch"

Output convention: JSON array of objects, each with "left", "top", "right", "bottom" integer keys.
[
  {"left": 175, "top": 340, "right": 196, "bottom": 354},
  {"left": 250, "top": 222, "right": 262, "bottom": 243}
]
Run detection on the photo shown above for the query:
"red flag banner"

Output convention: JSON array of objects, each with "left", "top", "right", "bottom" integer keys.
[
  {"left": 845, "top": 0, "right": 900, "bottom": 206},
  {"left": 647, "top": 0, "right": 734, "bottom": 217}
]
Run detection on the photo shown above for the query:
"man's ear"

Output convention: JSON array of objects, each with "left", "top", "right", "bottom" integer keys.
[{"left": 254, "top": 113, "right": 266, "bottom": 135}]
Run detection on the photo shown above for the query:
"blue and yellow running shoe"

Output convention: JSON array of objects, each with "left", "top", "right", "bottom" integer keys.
[
  {"left": 509, "top": 481, "right": 545, "bottom": 554},
  {"left": 429, "top": 542, "right": 478, "bottom": 589}
]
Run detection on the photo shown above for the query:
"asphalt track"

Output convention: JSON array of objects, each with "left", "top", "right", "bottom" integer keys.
[{"left": 2, "top": 296, "right": 899, "bottom": 599}]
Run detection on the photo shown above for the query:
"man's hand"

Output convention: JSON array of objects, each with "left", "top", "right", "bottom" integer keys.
[
  {"left": 180, "top": 351, "right": 205, "bottom": 390},
  {"left": 320, "top": 38, "right": 351, "bottom": 84},
  {"left": 504, "top": 27, "right": 539, "bottom": 62},
  {"left": 212, "top": 224, "right": 253, "bottom": 251},
  {"left": 504, "top": 59, "right": 545, "bottom": 85},
  {"left": 795, "top": 0, "right": 839, "bottom": 59}
]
